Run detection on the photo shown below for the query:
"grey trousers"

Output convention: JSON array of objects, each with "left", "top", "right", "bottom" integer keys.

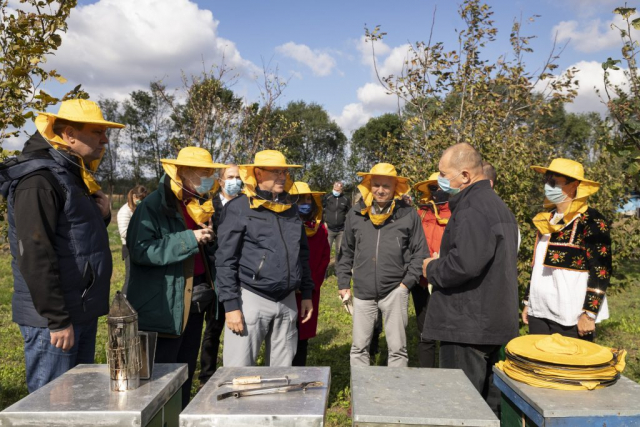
[
  {"left": 351, "top": 285, "right": 410, "bottom": 367},
  {"left": 222, "top": 289, "right": 298, "bottom": 367},
  {"left": 327, "top": 230, "right": 343, "bottom": 258}
]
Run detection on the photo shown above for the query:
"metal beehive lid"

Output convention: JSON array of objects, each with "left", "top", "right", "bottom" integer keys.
[{"left": 107, "top": 291, "right": 138, "bottom": 323}]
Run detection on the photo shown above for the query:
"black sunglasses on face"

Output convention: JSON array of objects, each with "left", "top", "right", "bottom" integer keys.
[
  {"left": 428, "top": 185, "right": 439, "bottom": 192},
  {"left": 544, "top": 172, "right": 575, "bottom": 188}
]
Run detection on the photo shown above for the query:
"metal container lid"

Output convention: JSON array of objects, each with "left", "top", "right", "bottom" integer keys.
[{"left": 107, "top": 291, "right": 138, "bottom": 324}]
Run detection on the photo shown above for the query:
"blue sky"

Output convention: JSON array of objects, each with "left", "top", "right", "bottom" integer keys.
[{"left": 5, "top": 0, "right": 633, "bottom": 149}]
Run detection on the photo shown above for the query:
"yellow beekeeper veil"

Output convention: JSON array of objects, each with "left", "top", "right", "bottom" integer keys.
[
  {"left": 239, "top": 150, "right": 301, "bottom": 213},
  {"left": 357, "top": 163, "right": 410, "bottom": 226},
  {"left": 413, "top": 172, "right": 448, "bottom": 225},
  {"left": 161, "top": 147, "right": 225, "bottom": 224},
  {"left": 530, "top": 158, "right": 600, "bottom": 234},
  {"left": 34, "top": 99, "right": 125, "bottom": 194},
  {"left": 290, "top": 181, "right": 325, "bottom": 237}
]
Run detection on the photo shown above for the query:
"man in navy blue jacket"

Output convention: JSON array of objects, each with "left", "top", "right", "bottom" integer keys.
[{"left": 215, "top": 150, "right": 315, "bottom": 367}]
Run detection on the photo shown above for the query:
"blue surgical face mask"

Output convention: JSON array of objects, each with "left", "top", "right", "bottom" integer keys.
[
  {"left": 195, "top": 176, "right": 215, "bottom": 195},
  {"left": 332, "top": 190, "right": 341, "bottom": 197},
  {"left": 544, "top": 183, "right": 568, "bottom": 204},
  {"left": 298, "top": 203, "right": 313, "bottom": 214},
  {"left": 134, "top": 199, "right": 141, "bottom": 206},
  {"left": 437, "top": 172, "right": 462, "bottom": 195},
  {"left": 224, "top": 178, "right": 242, "bottom": 197}
]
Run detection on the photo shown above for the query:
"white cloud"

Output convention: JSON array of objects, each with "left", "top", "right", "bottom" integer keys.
[
  {"left": 539, "top": 60, "right": 629, "bottom": 115},
  {"left": 552, "top": 15, "right": 637, "bottom": 53},
  {"left": 357, "top": 83, "right": 401, "bottom": 112},
  {"left": 3, "top": 133, "right": 24, "bottom": 151},
  {"left": 332, "top": 103, "right": 371, "bottom": 135},
  {"left": 332, "top": 39, "right": 411, "bottom": 135},
  {"left": 275, "top": 42, "right": 336, "bottom": 77},
  {"left": 356, "top": 35, "right": 391, "bottom": 69},
  {"left": 566, "top": 60, "right": 628, "bottom": 114},
  {"left": 46, "top": 0, "right": 258, "bottom": 100},
  {"left": 378, "top": 44, "right": 412, "bottom": 79}
]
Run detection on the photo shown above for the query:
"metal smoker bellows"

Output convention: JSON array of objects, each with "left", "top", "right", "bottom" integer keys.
[{"left": 107, "top": 291, "right": 142, "bottom": 392}]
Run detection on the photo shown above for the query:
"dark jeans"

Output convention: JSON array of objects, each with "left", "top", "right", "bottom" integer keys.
[
  {"left": 528, "top": 315, "right": 594, "bottom": 342},
  {"left": 292, "top": 338, "right": 309, "bottom": 366},
  {"left": 198, "top": 299, "right": 226, "bottom": 385},
  {"left": 440, "top": 342, "right": 502, "bottom": 417},
  {"left": 121, "top": 245, "right": 130, "bottom": 294},
  {"left": 19, "top": 319, "right": 98, "bottom": 393},
  {"left": 412, "top": 286, "right": 436, "bottom": 368},
  {"left": 155, "top": 310, "right": 205, "bottom": 409}
]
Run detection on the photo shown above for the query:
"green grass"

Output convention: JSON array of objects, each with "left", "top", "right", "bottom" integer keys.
[{"left": 0, "top": 220, "right": 639, "bottom": 427}]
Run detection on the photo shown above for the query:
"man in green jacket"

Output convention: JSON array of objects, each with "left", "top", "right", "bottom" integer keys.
[{"left": 126, "top": 147, "right": 224, "bottom": 408}]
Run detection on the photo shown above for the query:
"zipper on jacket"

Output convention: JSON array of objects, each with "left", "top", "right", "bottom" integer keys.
[
  {"left": 375, "top": 228, "right": 381, "bottom": 299},
  {"left": 275, "top": 216, "right": 290, "bottom": 289},
  {"left": 253, "top": 253, "right": 266, "bottom": 281}
]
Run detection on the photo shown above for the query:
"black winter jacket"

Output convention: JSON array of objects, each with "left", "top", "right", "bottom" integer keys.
[
  {"left": 322, "top": 193, "right": 351, "bottom": 232},
  {"left": 424, "top": 180, "right": 519, "bottom": 345},
  {"left": 1, "top": 133, "right": 112, "bottom": 330},
  {"left": 214, "top": 193, "right": 315, "bottom": 312},
  {"left": 337, "top": 199, "right": 428, "bottom": 299}
]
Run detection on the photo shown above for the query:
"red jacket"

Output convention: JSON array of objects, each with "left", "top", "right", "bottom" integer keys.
[
  {"left": 418, "top": 202, "right": 451, "bottom": 287},
  {"left": 296, "top": 223, "right": 330, "bottom": 340}
]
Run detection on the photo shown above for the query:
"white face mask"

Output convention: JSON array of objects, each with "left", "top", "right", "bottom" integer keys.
[
  {"left": 224, "top": 178, "right": 242, "bottom": 197},
  {"left": 544, "top": 183, "right": 568, "bottom": 204}
]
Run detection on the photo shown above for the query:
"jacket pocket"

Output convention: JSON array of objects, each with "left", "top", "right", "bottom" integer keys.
[
  {"left": 80, "top": 261, "right": 95, "bottom": 312},
  {"left": 253, "top": 253, "right": 267, "bottom": 282}
]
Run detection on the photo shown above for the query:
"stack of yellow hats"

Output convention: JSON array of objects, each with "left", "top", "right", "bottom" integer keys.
[{"left": 496, "top": 334, "right": 626, "bottom": 390}]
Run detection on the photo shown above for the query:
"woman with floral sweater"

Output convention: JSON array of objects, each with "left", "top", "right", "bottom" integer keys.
[{"left": 522, "top": 158, "right": 612, "bottom": 341}]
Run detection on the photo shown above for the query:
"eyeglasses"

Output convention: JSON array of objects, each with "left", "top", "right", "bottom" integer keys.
[
  {"left": 258, "top": 168, "right": 289, "bottom": 177},
  {"left": 428, "top": 185, "right": 439, "bottom": 192},
  {"left": 544, "top": 172, "right": 575, "bottom": 188}
]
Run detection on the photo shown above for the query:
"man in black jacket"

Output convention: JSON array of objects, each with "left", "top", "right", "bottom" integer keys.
[
  {"left": 322, "top": 181, "right": 351, "bottom": 258},
  {"left": 0, "top": 100, "right": 122, "bottom": 392},
  {"left": 422, "top": 143, "right": 519, "bottom": 415},
  {"left": 215, "top": 151, "right": 314, "bottom": 367},
  {"left": 337, "top": 163, "right": 428, "bottom": 367}
]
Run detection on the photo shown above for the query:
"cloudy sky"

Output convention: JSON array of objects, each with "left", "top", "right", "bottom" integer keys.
[{"left": 6, "top": 0, "right": 634, "bottom": 150}]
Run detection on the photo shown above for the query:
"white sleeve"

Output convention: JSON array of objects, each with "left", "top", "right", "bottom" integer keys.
[{"left": 117, "top": 205, "right": 132, "bottom": 244}]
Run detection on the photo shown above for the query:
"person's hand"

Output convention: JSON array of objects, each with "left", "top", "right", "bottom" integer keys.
[
  {"left": 422, "top": 252, "right": 439, "bottom": 277},
  {"left": 338, "top": 288, "right": 351, "bottom": 300},
  {"left": 225, "top": 310, "right": 244, "bottom": 334},
  {"left": 577, "top": 312, "right": 596, "bottom": 337},
  {"left": 521, "top": 305, "right": 529, "bottom": 325},
  {"left": 50, "top": 324, "right": 74, "bottom": 352},
  {"left": 193, "top": 228, "right": 214, "bottom": 244},
  {"left": 92, "top": 190, "right": 110, "bottom": 218},
  {"left": 300, "top": 299, "right": 313, "bottom": 324}
]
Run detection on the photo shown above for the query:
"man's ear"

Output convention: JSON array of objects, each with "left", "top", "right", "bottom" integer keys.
[
  {"left": 62, "top": 125, "right": 76, "bottom": 144},
  {"left": 461, "top": 170, "right": 471, "bottom": 184}
]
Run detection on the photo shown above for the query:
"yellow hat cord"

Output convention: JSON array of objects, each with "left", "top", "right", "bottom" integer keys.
[{"left": 426, "top": 200, "right": 449, "bottom": 225}]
